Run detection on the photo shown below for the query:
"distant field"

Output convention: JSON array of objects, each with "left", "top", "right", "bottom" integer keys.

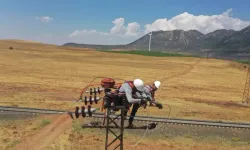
[
  {"left": 103, "top": 50, "right": 250, "bottom": 68},
  {"left": 1, "top": 40, "right": 250, "bottom": 150},
  {"left": 0, "top": 41, "right": 249, "bottom": 121},
  {"left": 100, "top": 50, "right": 195, "bottom": 57},
  {"left": 237, "top": 60, "right": 250, "bottom": 64}
]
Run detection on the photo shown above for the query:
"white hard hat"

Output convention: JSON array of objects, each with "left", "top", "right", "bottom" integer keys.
[
  {"left": 133, "top": 79, "right": 144, "bottom": 92},
  {"left": 154, "top": 81, "right": 161, "bottom": 89}
]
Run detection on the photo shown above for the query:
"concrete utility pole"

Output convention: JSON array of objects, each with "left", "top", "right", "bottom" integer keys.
[{"left": 148, "top": 32, "right": 152, "bottom": 52}]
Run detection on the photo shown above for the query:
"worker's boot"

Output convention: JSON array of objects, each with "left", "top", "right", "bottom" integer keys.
[{"left": 127, "top": 123, "right": 135, "bottom": 128}]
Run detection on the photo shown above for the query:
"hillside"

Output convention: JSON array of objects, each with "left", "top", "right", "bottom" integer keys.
[
  {"left": 127, "top": 30, "right": 204, "bottom": 52},
  {"left": 198, "top": 29, "right": 236, "bottom": 49},
  {"left": 216, "top": 26, "right": 250, "bottom": 51},
  {"left": 62, "top": 25, "right": 250, "bottom": 60}
]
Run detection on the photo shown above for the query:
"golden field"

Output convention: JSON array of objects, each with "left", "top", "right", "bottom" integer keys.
[{"left": 0, "top": 40, "right": 250, "bottom": 150}]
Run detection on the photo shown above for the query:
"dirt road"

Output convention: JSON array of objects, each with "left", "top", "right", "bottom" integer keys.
[
  {"left": 11, "top": 115, "right": 72, "bottom": 150},
  {"left": 160, "top": 58, "right": 203, "bottom": 82}
]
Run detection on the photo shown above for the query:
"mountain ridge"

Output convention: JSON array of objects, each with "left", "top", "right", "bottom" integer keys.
[{"left": 62, "top": 25, "right": 250, "bottom": 60}]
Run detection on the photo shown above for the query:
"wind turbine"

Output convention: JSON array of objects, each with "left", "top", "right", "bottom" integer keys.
[{"left": 148, "top": 31, "right": 152, "bottom": 52}]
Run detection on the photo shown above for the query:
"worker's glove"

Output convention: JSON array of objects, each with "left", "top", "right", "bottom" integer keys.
[
  {"left": 155, "top": 102, "right": 163, "bottom": 109},
  {"left": 139, "top": 98, "right": 147, "bottom": 106}
]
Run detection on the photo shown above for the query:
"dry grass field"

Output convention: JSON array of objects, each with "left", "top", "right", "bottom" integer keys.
[{"left": 1, "top": 40, "right": 250, "bottom": 150}]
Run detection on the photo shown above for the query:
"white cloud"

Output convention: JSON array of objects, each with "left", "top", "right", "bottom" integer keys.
[
  {"left": 222, "top": 8, "right": 233, "bottom": 17},
  {"left": 68, "top": 8, "right": 250, "bottom": 45},
  {"left": 109, "top": 18, "right": 141, "bottom": 36},
  {"left": 145, "top": 8, "right": 250, "bottom": 34},
  {"left": 110, "top": 18, "right": 126, "bottom": 35},
  {"left": 36, "top": 16, "right": 53, "bottom": 23},
  {"left": 70, "top": 18, "right": 141, "bottom": 38},
  {"left": 69, "top": 30, "right": 108, "bottom": 37},
  {"left": 68, "top": 30, "right": 139, "bottom": 45},
  {"left": 125, "top": 22, "right": 140, "bottom": 36},
  {"left": 14, "top": 8, "right": 249, "bottom": 45},
  {"left": 68, "top": 18, "right": 141, "bottom": 44}
]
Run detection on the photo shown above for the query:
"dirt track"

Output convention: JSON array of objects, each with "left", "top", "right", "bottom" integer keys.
[
  {"left": 11, "top": 115, "right": 72, "bottom": 150},
  {"left": 160, "top": 58, "right": 203, "bottom": 82}
]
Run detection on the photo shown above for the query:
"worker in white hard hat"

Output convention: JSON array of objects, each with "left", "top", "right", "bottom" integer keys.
[
  {"left": 146, "top": 81, "right": 161, "bottom": 105},
  {"left": 127, "top": 81, "right": 163, "bottom": 128},
  {"left": 117, "top": 79, "right": 148, "bottom": 120}
]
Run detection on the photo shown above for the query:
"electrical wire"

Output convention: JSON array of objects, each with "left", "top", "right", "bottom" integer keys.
[
  {"left": 160, "top": 104, "right": 171, "bottom": 138},
  {"left": 131, "top": 104, "right": 150, "bottom": 148},
  {"left": 79, "top": 76, "right": 126, "bottom": 100},
  {"left": 77, "top": 77, "right": 173, "bottom": 146},
  {"left": 129, "top": 98, "right": 172, "bottom": 148},
  {"left": 131, "top": 102, "right": 172, "bottom": 146}
]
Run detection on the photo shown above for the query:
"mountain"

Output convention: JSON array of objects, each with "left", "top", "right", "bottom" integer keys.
[
  {"left": 127, "top": 30, "right": 204, "bottom": 52},
  {"left": 198, "top": 29, "right": 236, "bottom": 49},
  {"left": 62, "top": 25, "right": 250, "bottom": 60},
  {"left": 216, "top": 26, "right": 250, "bottom": 52}
]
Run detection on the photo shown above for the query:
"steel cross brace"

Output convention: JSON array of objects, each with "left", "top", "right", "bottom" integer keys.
[{"left": 105, "top": 106, "right": 125, "bottom": 150}]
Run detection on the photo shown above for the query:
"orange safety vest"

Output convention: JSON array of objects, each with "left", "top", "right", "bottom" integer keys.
[
  {"left": 145, "top": 85, "right": 155, "bottom": 99},
  {"left": 117, "top": 81, "right": 138, "bottom": 95}
]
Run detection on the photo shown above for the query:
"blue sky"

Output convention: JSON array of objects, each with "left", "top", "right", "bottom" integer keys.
[{"left": 0, "top": 0, "right": 250, "bottom": 45}]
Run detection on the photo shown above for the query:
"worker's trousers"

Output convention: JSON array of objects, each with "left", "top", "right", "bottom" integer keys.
[
  {"left": 128, "top": 103, "right": 140, "bottom": 124},
  {"left": 119, "top": 95, "right": 130, "bottom": 117},
  {"left": 119, "top": 94, "right": 140, "bottom": 124}
]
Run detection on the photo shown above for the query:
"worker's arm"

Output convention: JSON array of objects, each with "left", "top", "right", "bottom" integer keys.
[
  {"left": 143, "top": 86, "right": 153, "bottom": 102},
  {"left": 145, "top": 91, "right": 153, "bottom": 101},
  {"left": 144, "top": 88, "right": 162, "bottom": 109},
  {"left": 151, "top": 91, "right": 155, "bottom": 102},
  {"left": 123, "top": 84, "right": 142, "bottom": 104},
  {"left": 141, "top": 91, "right": 148, "bottom": 99}
]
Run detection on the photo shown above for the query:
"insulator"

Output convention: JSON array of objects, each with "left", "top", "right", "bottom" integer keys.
[
  {"left": 90, "top": 88, "right": 93, "bottom": 95},
  {"left": 97, "top": 87, "right": 100, "bottom": 94},
  {"left": 89, "top": 96, "right": 93, "bottom": 105},
  {"left": 84, "top": 96, "right": 87, "bottom": 105},
  {"left": 81, "top": 106, "right": 86, "bottom": 118},
  {"left": 88, "top": 105, "right": 92, "bottom": 117},
  {"left": 94, "top": 95, "right": 98, "bottom": 104},
  {"left": 75, "top": 106, "right": 79, "bottom": 118}
]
